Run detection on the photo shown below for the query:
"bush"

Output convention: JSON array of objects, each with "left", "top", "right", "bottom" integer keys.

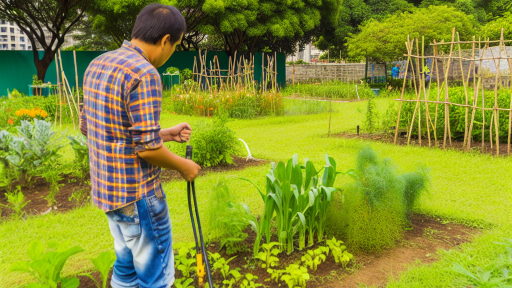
[
  {"left": 326, "top": 146, "right": 429, "bottom": 252},
  {"left": 169, "top": 117, "right": 240, "bottom": 167},
  {"left": 208, "top": 179, "right": 249, "bottom": 254}
]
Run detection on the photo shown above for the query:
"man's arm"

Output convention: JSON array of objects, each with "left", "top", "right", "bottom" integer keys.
[
  {"left": 126, "top": 74, "right": 200, "bottom": 181},
  {"left": 79, "top": 104, "right": 87, "bottom": 137}
]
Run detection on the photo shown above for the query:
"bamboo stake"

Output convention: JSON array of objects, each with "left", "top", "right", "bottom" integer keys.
[
  {"left": 58, "top": 50, "right": 77, "bottom": 130},
  {"left": 493, "top": 31, "right": 503, "bottom": 155},
  {"left": 434, "top": 40, "right": 441, "bottom": 147},
  {"left": 395, "top": 37, "right": 413, "bottom": 143},
  {"left": 73, "top": 50, "right": 80, "bottom": 105},
  {"left": 54, "top": 53, "right": 61, "bottom": 127},
  {"left": 482, "top": 40, "right": 487, "bottom": 152},
  {"left": 456, "top": 32, "right": 470, "bottom": 149},
  {"left": 421, "top": 36, "right": 431, "bottom": 147},
  {"left": 406, "top": 39, "right": 423, "bottom": 146},
  {"left": 490, "top": 111, "right": 494, "bottom": 150},
  {"left": 443, "top": 29, "right": 456, "bottom": 149},
  {"left": 467, "top": 38, "right": 485, "bottom": 152},
  {"left": 504, "top": 39, "right": 512, "bottom": 156}
]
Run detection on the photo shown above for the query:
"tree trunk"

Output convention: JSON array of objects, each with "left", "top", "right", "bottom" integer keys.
[{"left": 33, "top": 49, "right": 55, "bottom": 82}]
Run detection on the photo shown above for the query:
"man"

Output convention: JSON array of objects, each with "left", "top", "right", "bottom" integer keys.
[
  {"left": 392, "top": 63, "right": 400, "bottom": 78},
  {"left": 80, "top": 4, "right": 200, "bottom": 288}
]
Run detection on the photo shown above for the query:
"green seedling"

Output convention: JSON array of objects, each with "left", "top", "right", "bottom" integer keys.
[
  {"left": 301, "top": 246, "right": 329, "bottom": 271},
  {"left": 222, "top": 270, "right": 242, "bottom": 288},
  {"left": 280, "top": 264, "right": 310, "bottom": 288},
  {"left": 81, "top": 251, "right": 116, "bottom": 288},
  {"left": 174, "top": 277, "right": 194, "bottom": 288},
  {"left": 452, "top": 263, "right": 512, "bottom": 287},
  {"left": 267, "top": 268, "right": 285, "bottom": 283},
  {"left": 175, "top": 246, "right": 196, "bottom": 278},
  {"left": 10, "top": 240, "right": 83, "bottom": 288},
  {"left": 326, "top": 237, "right": 353, "bottom": 267},
  {"left": 1, "top": 186, "right": 30, "bottom": 219},
  {"left": 256, "top": 242, "right": 281, "bottom": 269},
  {"left": 240, "top": 273, "right": 262, "bottom": 288}
]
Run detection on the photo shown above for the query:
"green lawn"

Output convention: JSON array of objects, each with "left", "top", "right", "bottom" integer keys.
[{"left": 1, "top": 97, "right": 511, "bottom": 287}]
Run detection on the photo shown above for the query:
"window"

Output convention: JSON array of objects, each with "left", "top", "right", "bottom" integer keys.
[
  {"left": 0, "top": 20, "right": 5, "bottom": 25},
  {"left": 0, "top": 35, "right": 6, "bottom": 42},
  {"left": 20, "top": 36, "right": 24, "bottom": 42},
  {"left": 2, "top": 44, "right": 7, "bottom": 50},
  {"left": 1, "top": 27, "right": 6, "bottom": 32},
  {"left": 9, "top": 21, "right": 14, "bottom": 26},
  {"left": 20, "top": 44, "right": 25, "bottom": 50},
  {"left": 11, "top": 36, "right": 15, "bottom": 41},
  {"left": 10, "top": 28, "right": 14, "bottom": 33},
  {"left": 11, "top": 44, "right": 15, "bottom": 49},
  {"left": 28, "top": 46, "right": 31, "bottom": 50},
  {"left": 20, "top": 30, "right": 24, "bottom": 34}
]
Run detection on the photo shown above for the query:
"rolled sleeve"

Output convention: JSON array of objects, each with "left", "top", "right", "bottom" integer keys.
[
  {"left": 79, "top": 105, "right": 88, "bottom": 137},
  {"left": 126, "top": 73, "right": 163, "bottom": 153}
]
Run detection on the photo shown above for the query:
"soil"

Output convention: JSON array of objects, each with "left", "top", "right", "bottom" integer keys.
[
  {"left": 170, "top": 214, "right": 477, "bottom": 288},
  {"left": 0, "top": 156, "right": 267, "bottom": 219},
  {"left": 335, "top": 132, "right": 512, "bottom": 156}
]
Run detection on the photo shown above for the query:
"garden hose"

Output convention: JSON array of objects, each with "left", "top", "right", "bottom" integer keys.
[{"left": 186, "top": 145, "right": 213, "bottom": 288}]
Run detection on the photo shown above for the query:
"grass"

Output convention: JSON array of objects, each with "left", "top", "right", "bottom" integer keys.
[{"left": 0, "top": 96, "right": 511, "bottom": 287}]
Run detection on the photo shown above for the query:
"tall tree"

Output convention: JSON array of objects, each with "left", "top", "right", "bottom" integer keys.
[
  {"left": 346, "top": 5, "right": 475, "bottom": 62},
  {"left": 0, "top": 0, "right": 91, "bottom": 81}
]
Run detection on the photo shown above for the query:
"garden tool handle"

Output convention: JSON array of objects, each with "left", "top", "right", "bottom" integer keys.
[{"left": 186, "top": 145, "right": 193, "bottom": 160}]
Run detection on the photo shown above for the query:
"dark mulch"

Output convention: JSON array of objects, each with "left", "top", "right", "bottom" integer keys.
[
  {"left": 335, "top": 132, "right": 512, "bottom": 156},
  {"left": 0, "top": 156, "right": 267, "bottom": 219}
]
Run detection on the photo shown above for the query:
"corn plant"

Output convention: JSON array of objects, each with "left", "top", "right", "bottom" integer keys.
[
  {"left": 301, "top": 246, "right": 329, "bottom": 271},
  {"left": 326, "top": 237, "right": 353, "bottom": 267},
  {"left": 239, "top": 154, "right": 343, "bottom": 256},
  {"left": 10, "top": 240, "right": 83, "bottom": 288},
  {"left": 256, "top": 242, "right": 281, "bottom": 269}
]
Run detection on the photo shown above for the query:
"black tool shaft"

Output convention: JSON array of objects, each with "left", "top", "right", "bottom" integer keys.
[{"left": 191, "top": 181, "right": 213, "bottom": 288}]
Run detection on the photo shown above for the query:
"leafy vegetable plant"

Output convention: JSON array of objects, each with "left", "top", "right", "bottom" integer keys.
[
  {"left": 280, "top": 264, "right": 310, "bottom": 288},
  {"left": 301, "top": 246, "right": 329, "bottom": 271},
  {"left": 1, "top": 185, "right": 30, "bottom": 219},
  {"left": 68, "top": 134, "right": 89, "bottom": 182},
  {"left": 326, "top": 237, "right": 353, "bottom": 267},
  {"left": 240, "top": 273, "right": 262, "bottom": 288},
  {"left": 10, "top": 240, "right": 84, "bottom": 288},
  {"left": 81, "top": 251, "right": 116, "bottom": 288},
  {"left": 174, "top": 277, "right": 194, "bottom": 288},
  {"left": 256, "top": 242, "right": 281, "bottom": 269},
  {"left": 175, "top": 246, "right": 196, "bottom": 278}
]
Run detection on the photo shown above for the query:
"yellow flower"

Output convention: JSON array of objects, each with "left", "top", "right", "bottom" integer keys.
[
  {"left": 29, "top": 111, "right": 36, "bottom": 118},
  {"left": 15, "top": 110, "right": 22, "bottom": 116},
  {"left": 41, "top": 111, "right": 48, "bottom": 118}
]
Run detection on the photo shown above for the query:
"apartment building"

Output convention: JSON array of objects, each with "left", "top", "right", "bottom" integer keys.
[{"left": 0, "top": 19, "right": 32, "bottom": 50}]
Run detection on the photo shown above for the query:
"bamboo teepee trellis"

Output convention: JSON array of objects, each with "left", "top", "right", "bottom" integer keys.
[{"left": 394, "top": 28, "right": 512, "bottom": 156}]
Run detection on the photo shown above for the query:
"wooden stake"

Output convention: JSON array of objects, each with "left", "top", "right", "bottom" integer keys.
[
  {"left": 467, "top": 36, "right": 483, "bottom": 152},
  {"left": 443, "top": 28, "right": 456, "bottom": 149},
  {"left": 73, "top": 50, "right": 80, "bottom": 105},
  {"left": 457, "top": 32, "right": 470, "bottom": 149},
  {"left": 394, "top": 36, "right": 414, "bottom": 144},
  {"left": 54, "top": 53, "right": 61, "bottom": 127},
  {"left": 434, "top": 40, "right": 441, "bottom": 147}
]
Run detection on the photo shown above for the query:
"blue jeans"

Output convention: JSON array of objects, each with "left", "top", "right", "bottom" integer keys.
[{"left": 106, "top": 195, "right": 174, "bottom": 288}]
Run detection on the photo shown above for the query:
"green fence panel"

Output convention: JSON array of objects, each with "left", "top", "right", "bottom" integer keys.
[{"left": 0, "top": 50, "right": 285, "bottom": 97}]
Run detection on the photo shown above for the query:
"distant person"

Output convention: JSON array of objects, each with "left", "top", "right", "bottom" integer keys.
[
  {"left": 80, "top": 3, "right": 200, "bottom": 288},
  {"left": 423, "top": 64, "right": 431, "bottom": 82},
  {"left": 392, "top": 64, "right": 400, "bottom": 78}
]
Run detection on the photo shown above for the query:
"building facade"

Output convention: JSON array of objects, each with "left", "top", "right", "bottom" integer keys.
[{"left": 0, "top": 19, "right": 32, "bottom": 50}]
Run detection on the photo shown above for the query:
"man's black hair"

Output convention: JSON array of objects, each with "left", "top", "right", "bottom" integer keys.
[{"left": 131, "top": 4, "right": 187, "bottom": 45}]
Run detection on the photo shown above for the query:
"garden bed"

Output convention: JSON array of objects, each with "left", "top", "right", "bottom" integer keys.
[
  {"left": 335, "top": 132, "right": 512, "bottom": 156},
  {"left": 0, "top": 156, "right": 267, "bottom": 219},
  {"left": 77, "top": 214, "right": 477, "bottom": 288}
]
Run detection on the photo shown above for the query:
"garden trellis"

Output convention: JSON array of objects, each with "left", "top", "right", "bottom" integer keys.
[{"left": 394, "top": 28, "right": 512, "bottom": 156}]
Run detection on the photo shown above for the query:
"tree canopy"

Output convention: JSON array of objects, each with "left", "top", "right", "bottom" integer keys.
[{"left": 346, "top": 5, "right": 475, "bottom": 62}]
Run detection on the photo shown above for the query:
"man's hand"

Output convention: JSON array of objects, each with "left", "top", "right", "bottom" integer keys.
[
  {"left": 159, "top": 123, "right": 192, "bottom": 143},
  {"left": 180, "top": 159, "right": 201, "bottom": 182}
]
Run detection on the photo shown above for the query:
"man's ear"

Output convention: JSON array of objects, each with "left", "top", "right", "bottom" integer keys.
[{"left": 161, "top": 34, "right": 171, "bottom": 49}]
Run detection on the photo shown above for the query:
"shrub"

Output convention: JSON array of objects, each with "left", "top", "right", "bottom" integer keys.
[
  {"left": 208, "top": 180, "right": 249, "bottom": 254},
  {"left": 326, "top": 146, "right": 429, "bottom": 252},
  {"left": 169, "top": 117, "right": 240, "bottom": 167},
  {"left": 166, "top": 66, "right": 179, "bottom": 74}
]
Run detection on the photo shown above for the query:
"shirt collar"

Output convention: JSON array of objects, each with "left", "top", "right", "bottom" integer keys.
[{"left": 122, "top": 40, "right": 150, "bottom": 62}]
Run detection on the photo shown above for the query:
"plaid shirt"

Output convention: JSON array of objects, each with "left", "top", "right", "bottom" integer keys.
[{"left": 80, "top": 40, "right": 164, "bottom": 212}]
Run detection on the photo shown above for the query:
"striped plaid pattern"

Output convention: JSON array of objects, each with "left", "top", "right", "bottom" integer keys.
[{"left": 80, "top": 41, "right": 164, "bottom": 212}]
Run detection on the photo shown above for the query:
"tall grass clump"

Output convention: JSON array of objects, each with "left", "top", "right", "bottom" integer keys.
[
  {"left": 284, "top": 98, "right": 333, "bottom": 116},
  {"left": 282, "top": 81, "right": 374, "bottom": 100},
  {"left": 326, "top": 146, "right": 429, "bottom": 252},
  {"left": 208, "top": 179, "right": 249, "bottom": 254}
]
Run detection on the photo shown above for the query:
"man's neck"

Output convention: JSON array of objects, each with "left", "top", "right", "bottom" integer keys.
[{"left": 130, "top": 39, "right": 158, "bottom": 66}]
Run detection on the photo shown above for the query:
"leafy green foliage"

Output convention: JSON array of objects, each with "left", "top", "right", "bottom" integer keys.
[
  {"left": 208, "top": 180, "right": 249, "bottom": 254},
  {"left": 0, "top": 186, "right": 30, "bottom": 219},
  {"left": 347, "top": 6, "right": 475, "bottom": 62},
  {"left": 300, "top": 246, "right": 329, "bottom": 271},
  {"left": 81, "top": 251, "right": 116, "bottom": 288},
  {"left": 171, "top": 117, "right": 240, "bottom": 167},
  {"left": 175, "top": 246, "right": 197, "bottom": 278},
  {"left": 282, "top": 81, "right": 374, "bottom": 100},
  {"left": 240, "top": 154, "right": 341, "bottom": 256},
  {"left": 326, "top": 237, "right": 353, "bottom": 267},
  {"left": 240, "top": 273, "right": 262, "bottom": 288},
  {"left": 256, "top": 242, "right": 281, "bottom": 269},
  {"left": 280, "top": 264, "right": 310, "bottom": 288},
  {"left": 166, "top": 67, "right": 180, "bottom": 75},
  {"left": 174, "top": 277, "right": 194, "bottom": 288},
  {"left": 67, "top": 134, "right": 89, "bottom": 182},
  {"left": 181, "top": 69, "right": 193, "bottom": 82},
  {"left": 40, "top": 165, "right": 64, "bottom": 207},
  {"left": 327, "top": 146, "right": 429, "bottom": 252},
  {"left": 32, "top": 75, "right": 44, "bottom": 86},
  {"left": 10, "top": 240, "right": 83, "bottom": 288},
  {"left": 208, "top": 252, "right": 243, "bottom": 287},
  {"left": 364, "top": 96, "right": 379, "bottom": 134}
]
